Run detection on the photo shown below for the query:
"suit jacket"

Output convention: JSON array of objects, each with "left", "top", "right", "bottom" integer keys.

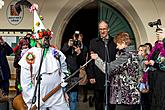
[{"left": 88, "top": 36, "right": 116, "bottom": 90}]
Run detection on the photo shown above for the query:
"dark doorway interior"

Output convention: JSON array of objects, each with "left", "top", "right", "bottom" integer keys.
[{"left": 61, "top": 1, "right": 98, "bottom": 49}]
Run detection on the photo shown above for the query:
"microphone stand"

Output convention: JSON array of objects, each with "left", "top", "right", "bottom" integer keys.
[
  {"left": 30, "top": 45, "right": 47, "bottom": 110},
  {"left": 103, "top": 38, "right": 110, "bottom": 110}
]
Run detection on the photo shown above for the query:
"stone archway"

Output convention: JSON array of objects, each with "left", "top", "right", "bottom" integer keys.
[
  {"left": 103, "top": 0, "right": 148, "bottom": 46},
  {"left": 51, "top": 0, "right": 95, "bottom": 48},
  {"left": 51, "top": 0, "right": 147, "bottom": 48}
]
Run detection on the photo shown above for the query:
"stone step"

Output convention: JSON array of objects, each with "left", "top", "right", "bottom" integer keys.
[
  {"left": 9, "top": 74, "right": 16, "bottom": 93},
  {"left": 11, "top": 74, "right": 16, "bottom": 80}
]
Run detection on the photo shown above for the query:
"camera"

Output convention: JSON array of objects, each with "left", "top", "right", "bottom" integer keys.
[
  {"left": 73, "top": 40, "right": 81, "bottom": 47},
  {"left": 148, "top": 19, "right": 162, "bottom": 32},
  {"left": 72, "top": 31, "right": 81, "bottom": 47}
]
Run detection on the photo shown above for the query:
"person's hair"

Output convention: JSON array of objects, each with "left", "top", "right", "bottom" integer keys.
[
  {"left": 114, "top": 32, "right": 131, "bottom": 46},
  {"left": 138, "top": 44, "right": 146, "bottom": 49},
  {"left": 73, "top": 32, "right": 83, "bottom": 39},
  {"left": 163, "top": 38, "right": 165, "bottom": 49},
  {"left": 98, "top": 20, "right": 109, "bottom": 27},
  {"left": 144, "top": 43, "right": 152, "bottom": 51},
  {"left": 138, "top": 44, "right": 148, "bottom": 54},
  {"left": 19, "top": 38, "right": 29, "bottom": 47},
  {"left": 25, "top": 33, "right": 32, "bottom": 37}
]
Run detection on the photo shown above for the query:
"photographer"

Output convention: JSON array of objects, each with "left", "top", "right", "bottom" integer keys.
[
  {"left": 61, "top": 31, "right": 88, "bottom": 110},
  {"left": 67, "top": 31, "right": 82, "bottom": 55},
  {"left": 146, "top": 27, "right": 165, "bottom": 110}
]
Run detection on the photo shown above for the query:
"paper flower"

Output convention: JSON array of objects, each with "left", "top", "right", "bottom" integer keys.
[
  {"left": 38, "top": 32, "right": 43, "bottom": 39},
  {"left": 32, "top": 26, "right": 34, "bottom": 32},
  {"left": 40, "top": 16, "right": 44, "bottom": 20},
  {"left": 36, "top": 22, "right": 40, "bottom": 27},
  {"left": 26, "top": 52, "right": 35, "bottom": 64}
]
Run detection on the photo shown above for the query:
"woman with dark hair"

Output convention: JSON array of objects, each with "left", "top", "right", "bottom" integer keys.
[
  {"left": 144, "top": 43, "right": 152, "bottom": 52},
  {"left": 90, "top": 32, "right": 141, "bottom": 110},
  {"left": 13, "top": 37, "right": 29, "bottom": 95}
]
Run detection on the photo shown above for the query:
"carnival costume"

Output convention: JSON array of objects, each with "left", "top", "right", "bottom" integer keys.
[
  {"left": 17, "top": 3, "right": 70, "bottom": 110},
  {"left": 19, "top": 46, "right": 69, "bottom": 110}
]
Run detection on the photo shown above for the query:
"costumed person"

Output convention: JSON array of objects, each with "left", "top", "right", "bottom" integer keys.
[
  {"left": 90, "top": 32, "right": 141, "bottom": 110},
  {"left": 146, "top": 28, "right": 165, "bottom": 110},
  {"left": 18, "top": 4, "right": 70, "bottom": 110},
  {"left": 0, "top": 36, "right": 13, "bottom": 110},
  {"left": 13, "top": 37, "right": 30, "bottom": 95}
]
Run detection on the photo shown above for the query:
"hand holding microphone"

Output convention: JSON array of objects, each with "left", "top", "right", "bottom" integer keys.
[{"left": 90, "top": 51, "right": 98, "bottom": 60}]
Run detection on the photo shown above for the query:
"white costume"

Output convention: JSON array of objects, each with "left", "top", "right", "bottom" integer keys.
[{"left": 19, "top": 47, "right": 70, "bottom": 110}]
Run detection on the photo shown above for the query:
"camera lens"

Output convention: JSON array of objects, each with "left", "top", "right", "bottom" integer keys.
[{"left": 148, "top": 19, "right": 161, "bottom": 27}]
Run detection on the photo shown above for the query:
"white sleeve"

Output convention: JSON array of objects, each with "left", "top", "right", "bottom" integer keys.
[
  {"left": 95, "top": 57, "right": 106, "bottom": 73},
  {"left": 58, "top": 50, "right": 68, "bottom": 78}
]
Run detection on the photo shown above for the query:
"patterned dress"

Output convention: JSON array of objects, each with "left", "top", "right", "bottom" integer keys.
[{"left": 95, "top": 47, "right": 141, "bottom": 105}]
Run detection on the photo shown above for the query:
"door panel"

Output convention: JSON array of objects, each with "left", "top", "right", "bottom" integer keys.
[{"left": 99, "top": 1, "right": 136, "bottom": 47}]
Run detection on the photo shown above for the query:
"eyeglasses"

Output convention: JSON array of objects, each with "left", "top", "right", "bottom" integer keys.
[{"left": 99, "top": 28, "right": 108, "bottom": 31}]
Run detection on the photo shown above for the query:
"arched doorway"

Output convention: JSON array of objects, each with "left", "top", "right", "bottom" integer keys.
[
  {"left": 61, "top": 1, "right": 136, "bottom": 49},
  {"left": 61, "top": 1, "right": 98, "bottom": 48}
]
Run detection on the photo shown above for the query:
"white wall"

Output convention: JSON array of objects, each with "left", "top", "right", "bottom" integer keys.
[
  {"left": 128, "top": 0, "right": 165, "bottom": 45},
  {"left": 1, "top": 0, "right": 165, "bottom": 46}
]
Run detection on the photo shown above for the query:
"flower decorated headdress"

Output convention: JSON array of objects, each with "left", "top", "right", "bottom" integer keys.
[
  {"left": 29, "top": 4, "right": 53, "bottom": 47},
  {"left": 33, "top": 8, "right": 52, "bottom": 38}
]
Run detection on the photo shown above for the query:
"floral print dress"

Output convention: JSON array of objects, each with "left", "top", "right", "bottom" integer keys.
[{"left": 95, "top": 47, "right": 141, "bottom": 105}]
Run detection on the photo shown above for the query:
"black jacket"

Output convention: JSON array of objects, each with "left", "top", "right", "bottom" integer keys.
[
  {"left": 61, "top": 43, "right": 88, "bottom": 91},
  {"left": 88, "top": 36, "right": 117, "bottom": 90},
  {"left": 0, "top": 42, "right": 13, "bottom": 80}
]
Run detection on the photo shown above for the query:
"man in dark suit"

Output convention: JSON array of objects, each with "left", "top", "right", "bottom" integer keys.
[{"left": 88, "top": 20, "right": 117, "bottom": 110}]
